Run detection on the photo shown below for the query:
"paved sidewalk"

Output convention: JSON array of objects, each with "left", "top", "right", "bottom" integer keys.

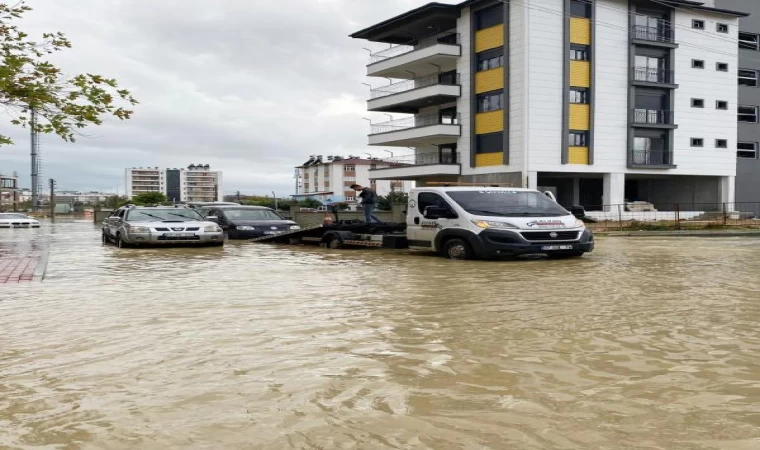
[{"left": 0, "top": 233, "right": 49, "bottom": 284}]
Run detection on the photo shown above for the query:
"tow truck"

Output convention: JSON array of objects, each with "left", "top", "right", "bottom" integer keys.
[{"left": 252, "top": 186, "right": 594, "bottom": 260}]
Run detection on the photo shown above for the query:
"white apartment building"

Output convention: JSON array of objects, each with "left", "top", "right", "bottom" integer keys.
[
  {"left": 293, "top": 156, "right": 413, "bottom": 204},
  {"left": 125, "top": 164, "right": 223, "bottom": 202},
  {"left": 352, "top": 0, "right": 747, "bottom": 209}
]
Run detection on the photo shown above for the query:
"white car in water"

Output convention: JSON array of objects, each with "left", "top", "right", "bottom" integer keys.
[{"left": 0, "top": 213, "right": 41, "bottom": 228}]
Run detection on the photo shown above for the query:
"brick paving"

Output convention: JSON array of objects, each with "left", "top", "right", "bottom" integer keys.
[{"left": 0, "top": 250, "right": 44, "bottom": 283}]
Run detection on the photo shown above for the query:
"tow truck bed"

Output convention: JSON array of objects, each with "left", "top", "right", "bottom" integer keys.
[{"left": 250, "top": 221, "right": 408, "bottom": 249}]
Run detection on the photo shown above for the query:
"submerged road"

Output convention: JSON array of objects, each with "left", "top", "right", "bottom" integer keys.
[{"left": 1, "top": 220, "right": 759, "bottom": 449}]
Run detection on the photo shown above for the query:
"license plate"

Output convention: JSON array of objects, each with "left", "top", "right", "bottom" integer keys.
[
  {"left": 164, "top": 233, "right": 192, "bottom": 237},
  {"left": 541, "top": 245, "right": 574, "bottom": 251},
  {"left": 263, "top": 231, "right": 282, "bottom": 235}
]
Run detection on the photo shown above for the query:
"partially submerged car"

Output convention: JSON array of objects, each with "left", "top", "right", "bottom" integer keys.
[
  {"left": 102, "top": 205, "right": 224, "bottom": 248},
  {"left": 198, "top": 205, "right": 300, "bottom": 239},
  {"left": 0, "top": 213, "right": 41, "bottom": 228}
]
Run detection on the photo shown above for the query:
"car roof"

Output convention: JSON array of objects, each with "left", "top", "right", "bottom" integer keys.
[{"left": 211, "top": 205, "right": 273, "bottom": 210}]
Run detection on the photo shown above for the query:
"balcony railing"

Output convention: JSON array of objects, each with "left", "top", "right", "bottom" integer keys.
[
  {"left": 375, "top": 152, "right": 460, "bottom": 167},
  {"left": 369, "top": 33, "right": 461, "bottom": 64},
  {"left": 370, "top": 73, "right": 460, "bottom": 99},
  {"left": 370, "top": 113, "right": 461, "bottom": 135},
  {"left": 632, "top": 24, "right": 674, "bottom": 43},
  {"left": 631, "top": 150, "right": 672, "bottom": 166},
  {"left": 633, "top": 109, "right": 674, "bottom": 125},
  {"left": 633, "top": 67, "right": 675, "bottom": 84}
]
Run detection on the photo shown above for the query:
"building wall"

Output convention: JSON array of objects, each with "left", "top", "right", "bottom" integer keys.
[
  {"left": 509, "top": 0, "right": 526, "bottom": 178},
  {"left": 456, "top": 8, "right": 474, "bottom": 174},
  {"left": 736, "top": 157, "right": 760, "bottom": 202}
]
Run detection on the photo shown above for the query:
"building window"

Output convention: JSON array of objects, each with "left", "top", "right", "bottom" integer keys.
[
  {"left": 477, "top": 90, "right": 503, "bottom": 112},
  {"left": 692, "top": 20, "right": 705, "bottom": 30},
  {"left": 476, "top": 132, "right": 503, "bottom": 154},
  {"left": 475, "top": 3, "right": 503, "bottom": 30},
  {"left": 570, "top": 0, "right": 591, "bottom": 18},
  {"left": 691, "top": 138, "right": 704, "bottom": 147},
  {"left": 739, "top": 32, "right": 759, "bottom": 50},
  {"left": 570, "top": 45, "right": 589, "bottom": 61},
  {"left": 716, "top": 100, "right": 729, "bottom": 110},
  {"left": 692, "top": 59, "right": 705, "bottom": 69},
  {"left": 738, "top": 142, "right": 758, "bottom": 158},
  {"left": 717, "top": 23, "right": 729, "bottom": 34},
  {"left": 345, "top": 196, "right": 355, "bottom": 202},
  {"left": 739, "top": 69, "right": 758, "bottom": 87},
  {"left": 716, "top": 139, "right": 728, "bottom": 148},
  {"left": 569, "top": 88, "right": 589, "bottom": 104},
  {"left": 344, "top": 165, "right": 355, "bottom": 172},
  {"left": 569, "top": 131, "right": 588, "bottom": 147},
  {"left": 691, "top": 98, "right": 704, "bottom": 108},
  {"left": 716, "top": 62, "right": 729, "bottom": 72},
  {"left": 477, "top": 48, "right": 503, "bottom": 71},
  {"left": 738, "top": 105, "right": 759, "bottom": 123}
]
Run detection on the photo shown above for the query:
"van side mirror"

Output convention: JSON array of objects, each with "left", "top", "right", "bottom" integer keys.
[
  {"left": 569, "top": 206, "right": 586, "bottom": 219},
  {"left": 424, "top": 206, "right": 456, "bottom": 220}
]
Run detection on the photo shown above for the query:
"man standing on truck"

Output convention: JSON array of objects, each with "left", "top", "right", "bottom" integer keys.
[{"left": 350, "top": 184, "right": 381, "bottom": 224}]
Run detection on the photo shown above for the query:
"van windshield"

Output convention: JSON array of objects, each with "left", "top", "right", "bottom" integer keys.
[{"left": 446, "top": 190, "right": 569, "bottom": 217}]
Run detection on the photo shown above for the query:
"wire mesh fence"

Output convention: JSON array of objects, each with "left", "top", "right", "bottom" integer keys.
[{"left": 583, "top": 202, "right": 760, "bottom": 232}]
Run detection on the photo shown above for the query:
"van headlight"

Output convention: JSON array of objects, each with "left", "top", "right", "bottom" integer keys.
[
  {"left": 575, "top": 219, "right": 586, "bottom": 228},
  {"left": 289, "top": 225, "right": 301, "bottom": 230},
  {"left": 471, "top": 220, "right": 518, "bottom": 229},
  {"left": 204, "top": 225, "right": 222, "bottom": 232},
  {"left": 128, "top": 226, "right": 150, "bottom": 233}
]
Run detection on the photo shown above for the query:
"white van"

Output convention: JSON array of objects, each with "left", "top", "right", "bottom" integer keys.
[{"left": 405, "top": 187, "right": 594, "bottom": 259}]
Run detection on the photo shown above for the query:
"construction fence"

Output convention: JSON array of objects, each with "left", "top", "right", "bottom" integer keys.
[{"left": 584, "top": 202, "right": 760, "bottom": 232}]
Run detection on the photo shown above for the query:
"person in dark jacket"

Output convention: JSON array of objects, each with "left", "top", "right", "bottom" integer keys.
[{"left": 351, "top": 184, "right": 382, "bottom": 223}]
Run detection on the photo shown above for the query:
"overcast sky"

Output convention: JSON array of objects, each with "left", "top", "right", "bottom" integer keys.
[{"left": 0, "top": 0, "right": 457, "bottom": 196}]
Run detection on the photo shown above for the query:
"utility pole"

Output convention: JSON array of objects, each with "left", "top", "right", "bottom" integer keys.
[
  {"left": 49, "top": 178, "right": 56, "bottom": 221},
  {"left": 31, "top": 110, "right": 41, "bottom": 211},
  {"left": 236, "top": 190, "right": 241, "bottom": 202},
  {"left": 272, "top": 191, "right": 278, "bottom": 211}
]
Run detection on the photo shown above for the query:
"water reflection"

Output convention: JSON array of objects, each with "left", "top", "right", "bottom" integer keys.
[{"left": 1, "top": 220, "right": 759, "bottom": 449}]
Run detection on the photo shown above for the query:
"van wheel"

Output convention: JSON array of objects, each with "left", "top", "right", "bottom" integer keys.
[{"left": 443, "top": 239, "right": 472, "bottom": 260}]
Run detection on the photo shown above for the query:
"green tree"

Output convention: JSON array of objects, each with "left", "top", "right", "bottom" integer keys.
[
  {"left": 300, "top": 198, "right": 323, "bottom": 209},
  {"left": 378, "top": 192, "right": 408, "bottom": 211},
  {"left": 131, "top": 192, "right": 166, "bottom": 206},
  {"left": 0, "top": 2, "right": 137, "bottom": 146},
  {"left": 102, "top": 195, "right": 129, "bottom": 209}
]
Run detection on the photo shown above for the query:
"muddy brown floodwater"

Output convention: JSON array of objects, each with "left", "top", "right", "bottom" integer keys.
[{"left": 1, "top": 220, "right": 760, "bottom": 449}]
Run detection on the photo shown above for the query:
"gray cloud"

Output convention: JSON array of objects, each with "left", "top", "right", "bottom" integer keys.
[{"left": 0, "top": 0, "right": 457, "bottom": 195}]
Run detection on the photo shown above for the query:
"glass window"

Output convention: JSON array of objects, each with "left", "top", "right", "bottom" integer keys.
[
  {"left": 738, "top": 69, "right": 758, "bottom": 87},
  {"left": 570, "top": 45, "right": 589, "bottom": 61},
  {"left": 716, "top": 100, "right": 728, "bottom": 110},
  {"left": 692, "top": 59, "right": 705, "bottom": 69},
  {"left": 715, "top": 139, "right": 728, "bottom": 149},
  {"left": 218, "top": 209, "right": 283, "bottom": 220},
  {"left": 738, "top": 142, "right": 758, "bottom": 158},
  {"left": 476, "top": 132, "right": 503, "bottom": 154},
  {"left": 477, "top": 48, "right": 503, "bottom": 71},
  {"left": 569, "top": 88, "right": 589, "bottom": 104},
  {"left": 344, "top": 165, "right": 355, "bottom": 172},
  {"left": 739, "top": 32, "right": 758, "bottom": 50},
  {"left": 717, "top": 23, "right": 729, "bottom": 33},
  {"left": 417, "top": 192, "right": 452, "bottom": 215},
  {"left": 125, "top": 209, "right": 204, "bottom": 222},
  {"left": 690, "top": 138, "right": 704, "bottom": 147},
  {"left": 716, "top": 62, "right": 729, "bottom": 72},
  {"left": 738, "top": 106, "right": 759, "bottom": 123},
  {"left": 446, "top": 190, "right": 569, "bottom": 217},
  {"left": 692, "top": 20, "right": 705, "bottom": 30},
  {"left": 477, "top": 91, "right": 503, "bottom": 112},
  {"left": 570, "top": 0, "right": 591, "bottom": 18},
  {"left": 569, "top": 131, "right": 588, "bottom": 147},
  {"left": 475, "top": 3, "right": 504, "bottom": 30},
  {"left": 691, "top": 98, "right": 704, "bottom": 108}
]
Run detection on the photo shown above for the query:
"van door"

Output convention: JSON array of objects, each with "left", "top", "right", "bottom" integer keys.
[{"left": 407, "top": 191, "right": 459, "bottom": 250}]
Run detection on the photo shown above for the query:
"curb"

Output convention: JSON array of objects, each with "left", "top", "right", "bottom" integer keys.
[{"left": 597, "top": 231, "right": 760, "bottom": 238}]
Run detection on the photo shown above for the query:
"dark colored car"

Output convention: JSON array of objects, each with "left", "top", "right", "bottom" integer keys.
[{"left": 200, "top": 206, "right": 301, "bottom": 239}]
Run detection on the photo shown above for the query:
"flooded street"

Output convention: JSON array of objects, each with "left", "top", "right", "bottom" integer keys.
[{"left": 1, "top": 220, "right": 760, "bottom": 449}]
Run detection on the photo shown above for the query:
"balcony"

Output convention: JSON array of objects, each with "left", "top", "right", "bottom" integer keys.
[
  {"left": 368, "top": 113, "right": 461, "bottom": 147},
  {"left": 368, "top": 73, "right": 461, "bottom": 113},
  {"left": 629, "top": 150, "right": 676, "bottom": 169},
  {"left": 367, "top": 33, "right": 461, "bottom": 79},
  {"left": 631, "top": 24, "right": 677, "bottom": 48},
  {"left": 631, "top": 109, "right": 677, "bottom": 129},
  {"left": 631, "top": 67, "right": 678, "bottom": 88},
  {"left": 369, "top": 152, "right": 461, "bottom": 180}
]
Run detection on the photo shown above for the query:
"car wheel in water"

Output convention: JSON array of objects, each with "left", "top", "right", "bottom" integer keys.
[
  {"left": 444, "top": 238, "right": 472, "bottom": 260},
  {"left": 116, "top": 234, "right": 128, "bottom": 249},
  {"left": 102, "top": 231, "right": 110, "bottom": 245}
]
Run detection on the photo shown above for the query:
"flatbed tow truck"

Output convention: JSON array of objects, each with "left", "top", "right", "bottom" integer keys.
[{"left": 252, "top": 186, "right": 595, "bottom": 260}]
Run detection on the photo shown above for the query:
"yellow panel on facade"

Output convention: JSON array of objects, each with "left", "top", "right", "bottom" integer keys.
[
  {"left": 475, "top": 110, "right": 504, "bottom": 135},
  {"left": 568, "top": 147, "right": 589, "bottom": 165},
  {"left": 475, "top": 24, "right": 504, "bottom": 53},
  {"left": 475, "top": 67, "right": 504, "bottom": 94},
  {"left": 570, "top": 60, "right": 591, "bottom": 87},
  {"left": 569, "top": 104, "right": 590, "bottom": 130},
  {"left": 475, "top": 152, "right": 504, "bottom": 167},
  {"left": 569, "top": 18, "right": 591, "bottom": 45}
]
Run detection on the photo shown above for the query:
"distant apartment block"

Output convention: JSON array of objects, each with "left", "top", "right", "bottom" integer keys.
[
  {"left": 293, "top": 156, "right": 413, "bottom": 204},
  {"left": 0, "top": 173, "right": 19, "bottom": 209},
  {"left": 125, "top": 164, "right": 223, "bottom": 202},
  {"left": 352, "top": 0, "right": 747, "bottom": 209}
]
